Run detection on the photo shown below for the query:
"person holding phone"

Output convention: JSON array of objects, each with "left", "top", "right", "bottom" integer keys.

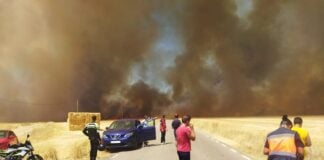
[{"left": 176, "top": 115, "right": 196, "bottom": 160}]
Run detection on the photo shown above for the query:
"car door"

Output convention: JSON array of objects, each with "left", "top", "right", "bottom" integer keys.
[{"left": 139, "top": 118, "right": 156, "bottom": 141}]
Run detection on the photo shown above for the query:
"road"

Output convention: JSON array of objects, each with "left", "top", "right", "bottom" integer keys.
[{"left": 102, "top": 120, "right": 251, "bottom": 160}]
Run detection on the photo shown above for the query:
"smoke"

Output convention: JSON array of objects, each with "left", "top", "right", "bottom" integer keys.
[
  {"left": 168, "top": 0, "right": 324, "bottom": 116},
  {"left": 1, "top": 0, "right": 324, "bottom": 121},
  {"left": 0, "top": 0, "right": 157, "bottom": 121},
  {"left": 266, "top": 1, "right": 324, "bottom": 114},
  {"left": 101, "top": 81, "right": 171, "bottom": 118}
]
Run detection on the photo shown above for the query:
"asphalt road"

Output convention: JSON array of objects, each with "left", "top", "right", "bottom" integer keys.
[{"left": 103, "top": 120, "right": 251, "bottom": 160}]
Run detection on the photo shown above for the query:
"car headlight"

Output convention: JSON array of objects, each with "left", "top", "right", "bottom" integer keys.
[
  {"left": 103, "top": 134, "right": 108, "bottom": 139},
  {"left": 124, "top": 132, "right": 134, "bottom": 138}
]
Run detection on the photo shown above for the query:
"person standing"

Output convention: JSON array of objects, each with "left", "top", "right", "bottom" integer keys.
[
  {"left": 160, "top": 115, "right": 167, "bottom": 144},
  {"left": 142, "top": 115, "right": 153, "bottom": 146},
  {"left": 264, "top": 115, "right": 304, "bottom": 160},
  {"left": 83, "top": 115, "right": 101, "bottom": 160},
  {"left": 292, "top": 117, "right": 312, "bottom": 159},
  {"left": 172, "top": 114, "right": 181, "bottom": 139},
  {"left": 176, "top": 115, "right": 196, "bottom": 160}
]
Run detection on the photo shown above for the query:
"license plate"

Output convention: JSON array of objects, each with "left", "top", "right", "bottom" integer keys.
[{"left": 110, "top": 141, "right": 121, "bottom": 144}]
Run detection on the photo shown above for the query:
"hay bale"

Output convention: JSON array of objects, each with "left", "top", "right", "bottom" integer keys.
[{"left": 67, "top": 112, "right": 101, "bottom": 131}]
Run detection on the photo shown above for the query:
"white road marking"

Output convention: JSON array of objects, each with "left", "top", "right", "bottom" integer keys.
[
  {"left": 242, "top": 155, "right": 252, "bottom": 160},
  {"left": 111, "top": 154, "right": 119, "bottom": 159},
  {"left": 230, "top": 148, "right": 237, "bottom": 153},
  {"left": 200, "top": 129, "right": 252, "bottom": 160}
]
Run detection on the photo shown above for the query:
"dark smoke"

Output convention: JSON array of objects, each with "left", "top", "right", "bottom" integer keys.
[
  {"left": 168, "top": 0, "right": 324, "bottom": 116},
  {"left": 0, "top": 1, "right": 157, "bottom": 121},
  {"left": 101, "top": 81, "right": 171, "bottom": 118},
  {"left": 1, "top": 0, "right": 324, "bottom": 121}
]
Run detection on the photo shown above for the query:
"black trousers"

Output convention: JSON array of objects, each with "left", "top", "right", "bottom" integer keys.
[
  {"left": 177, "top": 151, "right": 190, "bottom": 160},
  {"left": 173, "top": 130, "right": 177, "bottom": 139},
  {"left": 90, "top": 140, "right": 99, "bottom": 160},
  {"left": 161, "top": 131, "right": 166, "bottom": 143}
]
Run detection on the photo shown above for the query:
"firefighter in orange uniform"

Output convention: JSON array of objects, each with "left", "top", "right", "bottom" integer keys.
[{"left": 264, "top": 115, "right": 305, "bottom": 160}]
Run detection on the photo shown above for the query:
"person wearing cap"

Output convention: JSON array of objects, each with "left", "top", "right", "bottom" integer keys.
[
  {"left": 172, "top": 114, "right": 181, "bottom": 139},
  {"left": 264, "top": 115, "right": 305, "bottom": 160},
  {"left": 292, "top": 117, "right": 312, "bottom": 159},
  {"left": 176, "top": 115, "right": 196, "bottom": 160}
]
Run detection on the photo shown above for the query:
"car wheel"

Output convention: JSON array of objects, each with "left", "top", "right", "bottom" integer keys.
[{"left": 137, "top": 141, "right": 143, "bottom": 148}]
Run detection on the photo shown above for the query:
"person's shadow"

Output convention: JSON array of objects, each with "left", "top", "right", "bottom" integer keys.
[
  {"left": 106, "top": 142, "right": 174, "bottom": 153},
  {"left": 143, "top": 142, "right": 173, "bottom": 148}
]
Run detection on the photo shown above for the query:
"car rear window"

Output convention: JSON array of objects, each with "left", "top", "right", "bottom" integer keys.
[{"left": 0, "top": 131, "right": 6, "bottom": 138}]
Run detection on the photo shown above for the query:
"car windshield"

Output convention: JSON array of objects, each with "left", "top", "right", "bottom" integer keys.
[
  {"left": 108, "top": 121, "right": 135, "bottom": 130},
  {"left": 0, "top": 131, "right": 6, "bottom": 138}
]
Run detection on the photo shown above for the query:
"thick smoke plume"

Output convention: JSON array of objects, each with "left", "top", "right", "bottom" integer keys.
[
  {"left": 168, "top": 0, "right": 324, "bottom": 116},
  {"left": 0, "top": 0, "right": 157, "bottom": 121},
  {"left": 101, "top": 81, "right": 171, "bottom": 118},
  {"left": 1, "top": 0, "right": 324, "bottom": 121}
]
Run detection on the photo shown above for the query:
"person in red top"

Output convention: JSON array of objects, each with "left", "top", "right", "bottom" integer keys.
[
  {"left": 176, "top": 115, "right": 196, "bottom": 160},
  {"left": 160, "top": 115, "right": 167, "bottom": 144}
]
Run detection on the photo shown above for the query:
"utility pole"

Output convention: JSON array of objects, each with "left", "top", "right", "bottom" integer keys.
[{"left": 77, "top": 99, "right": 79, "bottom": 112}]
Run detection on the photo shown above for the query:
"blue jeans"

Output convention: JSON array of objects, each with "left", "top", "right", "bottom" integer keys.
[{"left": 177, "top": 151, "right": 190, "bottom": 160}]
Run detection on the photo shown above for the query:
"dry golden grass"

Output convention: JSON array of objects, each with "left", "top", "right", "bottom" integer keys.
[
  {"left": 192, "top": 116, "right": 324, "bottom": 160},
  {"left": 39, "top": 147, "right": 58, "bottom": 160},
  {"left": 3, "top": 117, "right": 322, "bottom": 159},
  {"left": 0, "top": 121, "right": 112, "bottom": 160},
  {"left": 72, "top": 139, "right": 89, "bottom": 160}
]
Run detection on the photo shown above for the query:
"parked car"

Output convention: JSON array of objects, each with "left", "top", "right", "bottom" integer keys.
[
  {"left": 0, "top": 130, "right": 19, "bottom": 150},
  {"left": 102, "top": 119, "right": 156, "bottom": 150}
]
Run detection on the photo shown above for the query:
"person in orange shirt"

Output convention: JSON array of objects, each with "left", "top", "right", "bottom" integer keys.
[{"left": 264, "top": 115, "right": 304, "bottom": 160}]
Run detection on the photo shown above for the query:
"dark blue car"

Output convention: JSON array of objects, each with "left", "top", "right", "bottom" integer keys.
[{"left": 102, "top": 119, "right": 156, "bottom": 150}]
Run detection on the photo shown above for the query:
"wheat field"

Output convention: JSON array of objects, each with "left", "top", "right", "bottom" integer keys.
[
  {"left": 192, "top": 116, "right": 324, "bottom": 160},
  {"left": 0, "top": 121, "right": 112, "bottom": 160},
  {"left": 1, "top": 117, "right": 323, "bottom": 160}
]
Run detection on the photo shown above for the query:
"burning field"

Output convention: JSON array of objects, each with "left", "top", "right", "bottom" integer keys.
[
  {"left": 0, "top": 1, "right": 324, "bottom": 122},
  {"left": 1, "top": 1, "right": 324, "bottom": 159}
]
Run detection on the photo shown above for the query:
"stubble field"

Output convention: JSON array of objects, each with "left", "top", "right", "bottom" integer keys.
[
  {"left": 192, "top": 116, "right": 324, "bottom": 160},
  {"left": 1, "top": 116, "right": 323, "bottom": 160},
  {"left": 0, "top": 121, "right": 112, "bottom": 160}
]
